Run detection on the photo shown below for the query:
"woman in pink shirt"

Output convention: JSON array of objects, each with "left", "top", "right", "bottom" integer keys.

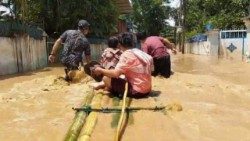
[{"left": 93, "top": 32, "right": 153, "bottom": 98}]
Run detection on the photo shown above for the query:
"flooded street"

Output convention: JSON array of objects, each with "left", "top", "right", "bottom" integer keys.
[
  {"left": 1, "top": 54, "right": 250, "bottom": 141},
  {"left": 0, "top": 65, "right": 94, "bottom": 141}
]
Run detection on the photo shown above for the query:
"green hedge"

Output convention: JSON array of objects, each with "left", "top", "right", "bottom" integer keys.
[{"left": 0, "top": 20, "right": 44, "bottom": 39}]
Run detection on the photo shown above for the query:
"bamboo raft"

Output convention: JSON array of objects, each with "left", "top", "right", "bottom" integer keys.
[
  {"left": 73, "top": 105, "right": 166, "bottom": 112},
  {"left": 78, "top": 92, "right": 103, "bottom": 141},
  {"left": 64, "top": 86, "right": 182, "bottom": 141},
  {"left": 64, "top": 88, "right": 95, "bottom": 141}
]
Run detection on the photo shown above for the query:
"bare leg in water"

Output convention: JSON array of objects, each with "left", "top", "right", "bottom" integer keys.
[{"left": 91, "top": 76, "right": 111, "bottom": 90}]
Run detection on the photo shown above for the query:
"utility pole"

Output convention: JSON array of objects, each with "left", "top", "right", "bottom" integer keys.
[
  {"left": 176, "top": 0, "right": 183, "bottom": 52},
  {"left": 181, "top": 0, "right": 187, "bottom": 54}
]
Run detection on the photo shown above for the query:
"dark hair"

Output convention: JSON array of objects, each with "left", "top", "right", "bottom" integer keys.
[
  {"left": 136, "top": 32, "right": 147, "bottom": 40},
  {"left": 107, "top": 36, "right": 118, "bottom": 49},
  {"left": 118, "top": 32, "right": 134, "bottom": 48},
  {"left": 78, "top": 19, "right": 90, "bottom": 30}
]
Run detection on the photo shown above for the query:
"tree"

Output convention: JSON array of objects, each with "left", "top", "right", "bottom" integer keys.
[
  {"left": 10, "top": 0, "right": 119, "bottom": 38},
  {"left": 131, "top": 0, "right": 172, "bottom": 36},
  {"left": 186, "top": 0, "right": 249, "bottom": 37}
]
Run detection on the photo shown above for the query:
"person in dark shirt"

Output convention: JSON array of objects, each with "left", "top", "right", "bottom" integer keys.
[{"left": 48, "top": 20, "right": 91, "bottom": 80}]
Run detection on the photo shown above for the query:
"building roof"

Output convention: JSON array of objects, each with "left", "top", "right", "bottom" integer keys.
[{"left": 115, "top": 0, "right": 132, "bottom": 14}]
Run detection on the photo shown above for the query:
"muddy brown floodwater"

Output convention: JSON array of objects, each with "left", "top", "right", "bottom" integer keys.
[{"left": 1, "top": 54, "right": 250, "bottom": 141}]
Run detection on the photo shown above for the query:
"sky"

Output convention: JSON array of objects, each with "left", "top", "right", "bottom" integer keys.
[
  {"left": 170, "top": 0, "right": 180, "bottom": 8},
  {"left": 167, "top": 0, "right": 180, "bottom": 26}
]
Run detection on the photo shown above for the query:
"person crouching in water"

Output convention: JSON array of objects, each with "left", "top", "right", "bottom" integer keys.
[
  {"left": 48, "top": 20, "right": 91, "bottom": 81},
  {"left": 137, "top": 32, "right": 176, "bottom": 78},
  {"left": 93, "top": 32, "right": 153, "bottom": 98}
]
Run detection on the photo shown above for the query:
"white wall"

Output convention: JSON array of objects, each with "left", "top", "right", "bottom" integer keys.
[
  {"left": 186, "top": 41, "right": 211, "bottom": 55},
  {"left": 0, "top": 35, "right": 47, "bottom": 75},
  {"left": 0, "top": 37, "right": 18, "bottom": 74},
  {"left": 185, "top": 29, "right": 249, "bottom": 62},
  {"left": 185, "top": 30, "right": 219, "bottom": 56}
]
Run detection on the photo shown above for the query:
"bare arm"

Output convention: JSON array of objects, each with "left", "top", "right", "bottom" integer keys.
[
  {"left": 94, "top": 67, "right": 122, "bottom": 78},
  {"left": 85, "top": 55, "right": 91, "bottom": 64},
  {"left": 51, "top": 38, "right": 62, "bottom": 55},
  {"left": 160, "top": 37, "right": 177, "bottom": 54},
  {"left": 48, "top": 38, "right": 62, "bottom": 63},
  {"left": 161, "top": 38, "right": 173, "bottom": 49}
]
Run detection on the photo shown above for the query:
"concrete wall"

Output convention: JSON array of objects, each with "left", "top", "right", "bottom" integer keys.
[
  {"left": 0, "top": 35, "right": 47, "bottom": 75},
  {"left": 0, "top": 34, "right": 108, "bottom": 76},
  {"left": 244, "top": 19, "right": 250, "bottom": 62},
  {"left": 90, "top": 43, "right": 107, "bottom": 61},
  {"left": 185, "top": 30, "right": 219, "bottom": 56},
  {"left": 186, "top": 41, "right": 211, "bottom": 55},
  {"left": 0, "top": 37, "right": 18, "bottom": 75},
  {"left": 207, "top": 30, "right": 219, "bottom": 56},
  {"left": 185, "top": 29, "right": 249, "bottom": 62}
]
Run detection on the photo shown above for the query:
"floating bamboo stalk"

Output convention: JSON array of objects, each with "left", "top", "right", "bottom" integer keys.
[
  {"left": 78, "top": 92, "right": 103, "bottom": 141},
  {"left": 115, "top": 82, "right": 128, "bottom": 141},
  {"left": 111, "top": 97, "right": 122, "bottom": 128},
  {"left": 64, "top": 88, "right": 95, "bottom": 141}
]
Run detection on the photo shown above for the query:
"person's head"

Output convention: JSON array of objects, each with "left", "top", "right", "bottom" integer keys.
[
  {"left": 136, "top": 32, "right": 147, "bottom": 41},
  {"left": 107, "top": 36, "right": 118, "bottom": 49},
  {"left": 78, "top": 19, "right": 90, "bottom": 35},
  {"left": 118, "top": 32, "right": 134, "bottom": 50}
]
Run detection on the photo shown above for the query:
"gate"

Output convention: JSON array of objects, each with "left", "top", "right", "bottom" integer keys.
[{"left": 219, "top": 30, "right": 247, "bottom": 61}]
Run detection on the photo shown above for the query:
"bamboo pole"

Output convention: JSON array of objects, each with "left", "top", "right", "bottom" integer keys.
[
  {"left": 64, "top": 88, "right": 95, "bottom": 141},
  {"left": 73, "top": 106, "right": 166, "bottom": 112},
  {"left": 114, "top": 82, "right": 128, "bottom": 141},
  {"left": 111, "top": 96, "right": 122, "bottom": 128},
  {"left": 77, "top": 92, "right": 103, "bottom": 141}
]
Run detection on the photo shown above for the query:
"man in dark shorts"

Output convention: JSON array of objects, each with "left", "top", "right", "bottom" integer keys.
[
  {"left": 136, "top": 32, "right": 176, "bottom": 78},
  {"left": 48, "top": 19, "right": 91, "bottom": 80}
]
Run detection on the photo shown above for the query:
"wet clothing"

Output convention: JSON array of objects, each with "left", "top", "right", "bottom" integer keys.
[
  {"left": 100, "top": 48, "right": 122, "bottom": 69},
  {"left": 152, "top": 55, "right": 171, "bottom": 78},
  {"left": 142, "top": 36, "right": 168, "bottom": 59},
  {"left": 115, "top": 48, "right": 153, "bottom": 96},
  {"left": 141, "top": 36, "right": 172, "bottom": 78},
  {"left": 111, "top": 77, "right": 149, "bottom": 98},
  {"left": 60, "top": 30, "right": 90, "bottom": 70}
]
